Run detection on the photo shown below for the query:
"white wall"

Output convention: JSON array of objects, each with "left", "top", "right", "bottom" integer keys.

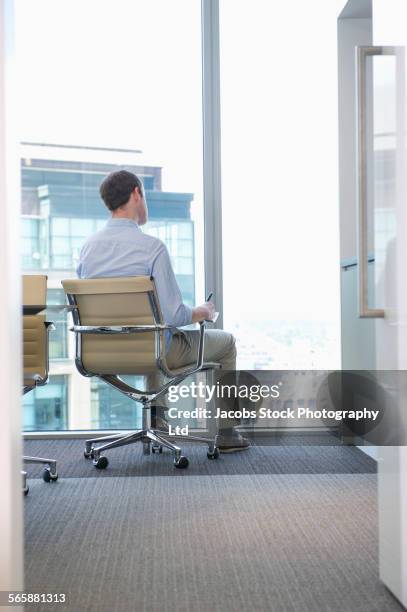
[{"left": 0, "top": 0, "right": 23, "bottom": 600}]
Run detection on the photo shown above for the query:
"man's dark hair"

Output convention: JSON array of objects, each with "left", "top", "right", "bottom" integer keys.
[{"left": 99, "top": 170, "right": 143, "bottom": 211}]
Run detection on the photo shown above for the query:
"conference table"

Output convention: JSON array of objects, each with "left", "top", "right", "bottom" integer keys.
[{"left": 23, "top": 304, "right": 77, "bottom": 316}]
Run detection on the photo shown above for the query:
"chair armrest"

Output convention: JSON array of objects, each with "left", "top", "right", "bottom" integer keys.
[
  {"left": 71, "top": 322, "right": 209, "bottom": 382},
  {"left": 24, "top": 373, "right": 44, "bottom": 382},
  {"left": 159, "top": 321, "right": 207, "bottom": 379},
  {"left": 70, "top": 324, "right": 175, "bottom": 335},
  {"left": 196, "top": 320, "right": 206, "bottom": 368}
]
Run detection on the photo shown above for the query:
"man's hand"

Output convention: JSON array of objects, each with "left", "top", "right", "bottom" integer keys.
[{"left": 192, "top": 301, "right": 216, "bottom": 323}]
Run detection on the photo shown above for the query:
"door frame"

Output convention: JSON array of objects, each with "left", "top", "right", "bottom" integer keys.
[{"left": 0, "top": 0, "right": 24, "bottom": 596}]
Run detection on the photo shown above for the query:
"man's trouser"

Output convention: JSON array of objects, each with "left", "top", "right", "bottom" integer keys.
[{"left": 150, "top": 328, "right": 238, "bottom": 430}]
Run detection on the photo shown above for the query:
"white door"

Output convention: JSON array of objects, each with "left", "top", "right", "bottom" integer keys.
[{"left": 357, "top": 43, "right": 407, "bottom": 606}]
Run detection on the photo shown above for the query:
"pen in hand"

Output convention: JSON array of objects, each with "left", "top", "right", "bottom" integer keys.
[{"left": 204, "top": 292, "right": 219, "bottom": 323}]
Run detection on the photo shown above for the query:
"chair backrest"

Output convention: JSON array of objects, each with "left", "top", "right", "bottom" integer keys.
[
  {"left": 22, "top": 275, "right": 48, "bottom": 385},
  {"left": 61, "top": 276, "right": 164, "bottom": 375},
  {"left": 23, "top": 274, "right": 47, "bottom": 306}
]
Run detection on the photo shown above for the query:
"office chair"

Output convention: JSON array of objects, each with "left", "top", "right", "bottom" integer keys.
[
  {"left": 62, "top": 276, "right": 221, "bottom": 469},
  {"left": 22, "top": 275, "right": 58, "bottom": 495}
]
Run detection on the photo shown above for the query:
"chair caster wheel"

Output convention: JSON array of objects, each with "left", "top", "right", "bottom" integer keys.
[
  {"left": 152, "top": 445, "right": 163, "bottom": 454},
  {"left": 23, "top": 486, "right": 29, "bottom": 496},
  {"left": 207, "top": 447, "right": 220, "bottom": 460},
  {"left": 42, "top": 468, "right": 58, "bottom": 482},
  {"left": 174, "top": 456, "right": 189, "bottom": 469},
  {"left": 84, "top": 448, "right": 94, "bottom": 459},
  {"left": 94, "top": 456, "right": 109, "bottom": 469}
]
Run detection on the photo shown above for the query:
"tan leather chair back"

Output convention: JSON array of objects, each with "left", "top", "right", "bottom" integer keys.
[
  {"left": 61, "top": 277, "right": 164, "bottom": 375},
  {"left": 23, "top": 274, "right": 47, "bottom": 306},
  {"left": 22, "top": 275, "right": 48, "bottom": 385}
]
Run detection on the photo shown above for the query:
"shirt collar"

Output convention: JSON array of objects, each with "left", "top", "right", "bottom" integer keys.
[{"left": 106, "top": 217, "right": 140, "bottom": 229}]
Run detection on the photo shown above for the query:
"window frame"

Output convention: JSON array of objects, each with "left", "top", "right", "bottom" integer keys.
[{"left": 202, "top": 0, "right": 223, "bottom": 328}]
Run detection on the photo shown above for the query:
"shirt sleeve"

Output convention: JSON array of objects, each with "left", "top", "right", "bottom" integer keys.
[
  {"left": 76, "top": 245, "right": 84, "bottom": 278},
  {"left": 151, "top": 242, "right": 193, "bottom": 327},
  {"left": 76, "top": 260, "right": 82, "bottom": 278}
]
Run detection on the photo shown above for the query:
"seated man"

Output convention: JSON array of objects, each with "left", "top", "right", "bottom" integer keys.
[{"left": 77, "top": 170, "right": 249, "bottom": 452}]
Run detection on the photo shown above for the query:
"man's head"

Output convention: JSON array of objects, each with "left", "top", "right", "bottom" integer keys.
[{"left": 99, "top": 170, "right": 147, "bottom": 225}]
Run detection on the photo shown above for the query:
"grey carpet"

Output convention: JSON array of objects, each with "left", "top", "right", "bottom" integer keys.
[
  {"left": 24, "top": 473, "right": 403, "bottom": 612},
  {"left": 23, "top": 439, "right": 376, "bottom": 479}
]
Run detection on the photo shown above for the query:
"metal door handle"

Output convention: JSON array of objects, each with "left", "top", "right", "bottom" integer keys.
[{"left": 356, "top": 46, "right": 397, "bottom": 318}]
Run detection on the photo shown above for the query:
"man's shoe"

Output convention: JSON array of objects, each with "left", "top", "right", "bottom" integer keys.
[{"left": 215, "top": 432, "right": 250, "bottom": 453}]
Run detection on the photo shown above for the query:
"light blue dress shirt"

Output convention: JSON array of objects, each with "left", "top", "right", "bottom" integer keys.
[{"left": 76, "top": 218, "right": 193, "bottom": 348}]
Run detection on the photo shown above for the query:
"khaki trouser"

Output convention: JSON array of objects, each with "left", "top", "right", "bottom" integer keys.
[
  {"left": 166, "top": 328, "right": 237, "bottom": 370},
  {"left": 150, "top": 328, "right": 238, "bottom": 430}
]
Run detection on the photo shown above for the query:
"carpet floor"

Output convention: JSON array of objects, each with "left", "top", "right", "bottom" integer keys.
[
  {"left": 23, "top": 438, "right": 376, "bottom": 479},
  {"left": 24, "top": 442, "right": 402, "bottom": 612}
]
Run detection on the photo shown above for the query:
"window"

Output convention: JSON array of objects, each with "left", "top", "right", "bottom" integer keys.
[
  {"left": 47, "top": 288, "right": 69, "bottom": 360},
  {"left": 91, "top": 378, "right": 144, "bottom": 430},
  {"left": 23, "top": 375, "right": 68, "bottom": 431},
  {"left": 21, "top": 217, "right": 40, "bottom": 270},
  {"left": 219, "top": 0, "right": 343, "bottom": 369},
  {"left": 50, "top": 217, "right": 106, "bottom": 270},
  {"left": 17, "top": 0, "right": 205, "bottom": 431},
  {"left": 145, "top": 220, "right": 195, "bottom": 305}
]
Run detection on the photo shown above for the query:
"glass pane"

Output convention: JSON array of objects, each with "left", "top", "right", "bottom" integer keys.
[
  {"left": 23, "top": 375, "right": 68, "bottom": 431},
  {"left": 50, "top": 255, "right": 71, "bottom": 269},
  {"left": 51, "top": 217, "right": 69, "bottom": 235},
  {"left": 51, "top": 237, "right": 70, "bottom": 254},
  {"left": 21, "top": 218, "right": 37, "bottom": 237},
  {"left": 21, "top": 238, "right": 33, "bottom": 255},
  {"left": 91, "top": 377, "right": 144, "bottom": 430},
  {"left": 47, "top": 288, "right": 69, "bottom": 360},
  {"left": 220, "top": 0, "right": 343, "bottom": 369},
  {"left": 173, "top": 257, "right": 193, "bottom": 276},
  {"left": 71, "top": 218, "right": 94, "bottom": 236},
  {"left": 371, "top": 55, "right": 397, "bottom": 308},
  {"left": 176, "top": 239, "right": 194, "bottom": 258},
  {"left": 17, "top": 0, "right": 204, "bottom": 431},
  {"left": 21, "top": 219, "right": 40, "bottom": 269}
]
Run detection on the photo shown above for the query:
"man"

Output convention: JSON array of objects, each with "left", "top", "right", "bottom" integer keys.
[{"left": 77, "top": 170, "right": 249, "bottom": 452}]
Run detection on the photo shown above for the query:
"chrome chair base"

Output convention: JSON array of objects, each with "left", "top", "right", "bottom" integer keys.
[
  {"left": 23, "top": 456, "right": 58, "bottom": 481},
  {"left": 22, "top": 471, "right": 29, "bottom": 496},
  {"left": 81, "top": 376, "right": 220, "bottom": 470},
  {"left": 22, "top": 457, "right": 58, "bottom": 495},
  {"left": 84, "top": 427, "right": 219, "bottom": 470}
]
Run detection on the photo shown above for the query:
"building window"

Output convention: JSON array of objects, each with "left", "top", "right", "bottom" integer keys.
[
  {"left": 50, "top": 217, "right": 106, "bottom": 270},
  {"left": 91, "top": 377, "right": 144, "bottom": 430},
  {"left": 23, "top": 375, "right": 69, "bottom": 431},
  {"left": 145, "top": 220, "right": 195, "bottom": 305},
  {"left": 47, "top": 288, "right": 69, "bottom": 359},
  {"left": 21, "top": 217, "right": 41, "bottom": 270}
]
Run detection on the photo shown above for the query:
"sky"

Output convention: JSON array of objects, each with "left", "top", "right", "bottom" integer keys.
[
  {"left": 16, "top": 0, "right": 346, "bottom": 339},
  {"left": 220, "top": 0, "right": 345, "bottom": 325}
]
